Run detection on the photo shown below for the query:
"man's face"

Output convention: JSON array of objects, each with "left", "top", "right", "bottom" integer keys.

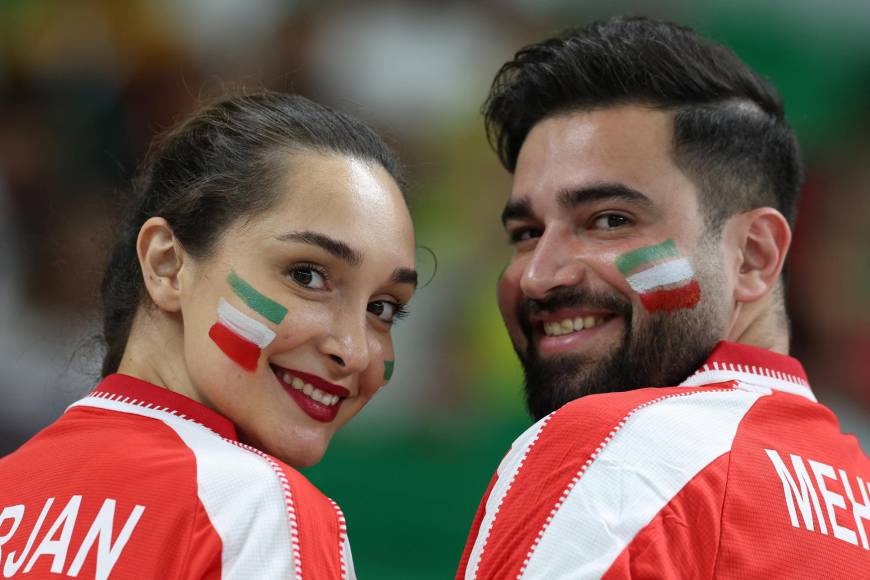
[{"left": 499, "top": 105, "right": 731, "bottom": 420}]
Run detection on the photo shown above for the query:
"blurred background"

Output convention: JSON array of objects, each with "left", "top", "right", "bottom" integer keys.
[{"left": 1, "top": 0, "right": 867, "bottom": 577}]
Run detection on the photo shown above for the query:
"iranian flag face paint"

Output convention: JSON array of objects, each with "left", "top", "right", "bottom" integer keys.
[
  {"left": 209, "top": 298, "right": 277, "bottom": 371},
  {"left": 227, "top": 270, "right": 288, "bottom": 324},
  {"left": 616, "top": 239, "right": 701, "bottom": 312},
  {"left": 209, "top": 271, "right": 287, "bottom": 371}
]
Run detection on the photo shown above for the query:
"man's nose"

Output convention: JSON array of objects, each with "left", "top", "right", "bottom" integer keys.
[{"left": 519, "top": 231, "right": 586, "bottom": 300}]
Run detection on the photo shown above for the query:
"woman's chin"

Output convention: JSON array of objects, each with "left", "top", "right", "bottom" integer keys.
[
  {"left": 235, "top": 412, "right": 334, "bottom": 468},
  {"left": 257, "top": 436, "right": 329, "bottom": 469},
  {"left": 282, "top": 447, "right": 325, "bottom": 469}
]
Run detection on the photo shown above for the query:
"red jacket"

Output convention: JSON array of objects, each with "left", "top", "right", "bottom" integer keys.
[
  {"left": 458, "top": 342, "right": 869, "bottom": 579},
  {"left": 0, "top": 374, "right": 354, "bottom": 579}
]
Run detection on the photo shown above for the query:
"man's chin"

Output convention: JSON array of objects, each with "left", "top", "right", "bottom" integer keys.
[{"left": 521, "top": 348, "right": 631, "bottom": 421}]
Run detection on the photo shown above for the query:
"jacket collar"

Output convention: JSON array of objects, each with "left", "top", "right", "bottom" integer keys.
[
  {"left": 79, "top": 373, "right": 239, "bottom": 440},
  {"left": 679, "top": 341, "right": 815, "bottom": 402}
]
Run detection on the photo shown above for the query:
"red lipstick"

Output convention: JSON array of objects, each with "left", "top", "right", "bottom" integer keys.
[{"left": 272, "top": 365, "right": 350, "bottom": 423}]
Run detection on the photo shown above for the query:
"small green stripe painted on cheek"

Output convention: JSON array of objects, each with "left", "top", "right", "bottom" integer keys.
[
  {"left": 227, "top": 271, "right": 288, "bottom": 325},
  {"left": 383, "top": 360, "right": 395, "bottom": 381},
  {"left": 616, "top": 239, "right": 679, "bottom": 275}
]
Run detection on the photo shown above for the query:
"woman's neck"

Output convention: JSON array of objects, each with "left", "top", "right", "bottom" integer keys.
[{"left": 117, "top": 310, "right": 204, "bottom": 404}]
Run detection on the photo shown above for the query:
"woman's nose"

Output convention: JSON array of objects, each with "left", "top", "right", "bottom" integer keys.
[{"left": 320, "top": 311, "right": 371, "bottom": 375}]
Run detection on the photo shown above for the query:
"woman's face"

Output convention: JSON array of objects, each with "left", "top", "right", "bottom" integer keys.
[{"left": 178, "top": 152, "right": 416, "bottom": 467}]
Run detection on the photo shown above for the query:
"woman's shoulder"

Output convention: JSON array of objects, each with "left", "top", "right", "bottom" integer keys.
[
  {"left": 67, "top": 390, "right": 332, "bottom": 502},
  {"left": 0, "top": 403, "right": 348, "bottom": 578},
  {"left": 68, "top": 389, "right": 341, "bottom": 518}
]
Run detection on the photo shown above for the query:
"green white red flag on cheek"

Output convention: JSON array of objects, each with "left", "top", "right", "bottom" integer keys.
[
  {"left": 208, "top": 271, "right": 287, "bottom": 372},
  {"left": 616, "top": 239, "right": 701, "bottom": 312}
]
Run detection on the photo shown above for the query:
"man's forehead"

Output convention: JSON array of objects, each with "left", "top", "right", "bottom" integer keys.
[
  {"left": 507, "top": 106, "right": 693, "bottom": 219},
  {"left": 514, "top": 107, "right": 676, "bottom": 176}
]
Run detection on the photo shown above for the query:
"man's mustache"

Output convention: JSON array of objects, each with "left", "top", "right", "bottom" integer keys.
[{"left": 517, "top": 287, "right": 632, "bottom": 339}]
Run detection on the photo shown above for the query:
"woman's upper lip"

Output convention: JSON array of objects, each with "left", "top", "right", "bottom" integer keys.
[{"left": 272, "top": 365, "right": 351, "bottom": 398}]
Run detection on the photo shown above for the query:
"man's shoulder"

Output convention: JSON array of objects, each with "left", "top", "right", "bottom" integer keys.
[
  {"left": 472, "top": 384, "right": 766, "bottom": 578},
  {"left": 502, "top": 383, "right": 763, "bottom": 479},
  {"left": 544, "top": 383, "right": 751, "bottom": 443}
]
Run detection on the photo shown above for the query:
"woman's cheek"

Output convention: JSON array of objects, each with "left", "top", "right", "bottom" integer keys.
[{"left": 361, "top": 337, "right": 390, "bottom": 398}]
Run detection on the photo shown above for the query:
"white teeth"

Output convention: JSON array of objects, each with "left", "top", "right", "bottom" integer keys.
[
  {"left": 278, "top": 370, "right": 343, "bottom": 406},
  {"left": 283, "top": 372, "right": 341, "bottom": 407},
  {"left": 543, "top": 315, "right": 607, "bottom": 336},
  {"left": 306, "top": 388, "right": 341, "bottom": 406}
]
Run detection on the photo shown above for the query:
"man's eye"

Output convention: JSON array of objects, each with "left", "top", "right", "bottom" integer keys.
[
  {"left": 287, "top": 264, "right": 327, "bottom": 289},
  {"left": 508, "top": 228, "right": 542, "bottom": 244},
  {"left": 368, "top": 300, "right": 408, "bottom": 324},
  {"left": 591, "top": 214, "right": 631, "bottom": 230}
]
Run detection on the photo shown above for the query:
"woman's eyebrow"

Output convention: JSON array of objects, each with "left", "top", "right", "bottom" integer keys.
[
  {"left": 391, "top": 267, "right": 418, "bottom": 287},
  {"left": 275, "top": 230, "right": 363, "bottom": 266}
]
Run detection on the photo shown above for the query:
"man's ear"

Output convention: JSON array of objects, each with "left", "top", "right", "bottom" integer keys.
[
  {"left": 730, "top": 207, "right": 792, "bottom": 304},
  {"left": 137, "top": 217, "right": 185, "bottom": 312}
]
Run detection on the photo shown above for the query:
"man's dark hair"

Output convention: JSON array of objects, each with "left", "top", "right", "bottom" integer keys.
[{"left": 484, "top": 16, "right": 803, "bottom": 232}]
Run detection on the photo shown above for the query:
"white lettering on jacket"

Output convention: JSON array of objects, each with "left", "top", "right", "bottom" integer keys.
[
  {"left": 766, "top": 449, "right": 869, "bottom": 550},
  {"left": 0, "top": 496, "right": 145, "bottom": 579}
]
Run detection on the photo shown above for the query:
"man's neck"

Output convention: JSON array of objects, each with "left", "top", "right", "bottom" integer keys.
[{"left": 726, "top": 298, "right": 790, "bottom": 355}]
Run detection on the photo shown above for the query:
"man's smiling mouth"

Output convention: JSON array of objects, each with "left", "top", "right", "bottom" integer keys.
[{"left": 542, "top": 314, "right": 615, "bottom": 336}]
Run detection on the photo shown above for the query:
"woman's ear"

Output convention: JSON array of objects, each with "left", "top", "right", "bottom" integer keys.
[
  {"left": 137, "top": 217, "right": 185, "bottom": 312},
  {"left": 731, "top": 208, "right": 792, "bottom": 304}
]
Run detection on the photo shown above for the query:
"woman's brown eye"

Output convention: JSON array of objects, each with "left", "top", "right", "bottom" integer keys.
[
  {"left": 367, "top": 300, "right": 408, "bottom": 324},
  {"left": 287, "top": 265, "right": 326, "bottom": 289},
  {"left": 293, "top": 270, "right": 312, "bottom": 285}
]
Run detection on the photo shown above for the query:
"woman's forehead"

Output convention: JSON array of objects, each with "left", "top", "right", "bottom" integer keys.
[
  {"left": 231, "top": 154, "right": 415, "bottom": 261},
  {"left": 276, "top": 154, "right": 405, "bottom": 219}
]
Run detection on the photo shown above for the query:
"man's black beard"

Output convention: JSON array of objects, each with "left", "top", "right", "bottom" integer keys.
[{"left": 516, "top": 285, "right": 724, "bottom": 421}]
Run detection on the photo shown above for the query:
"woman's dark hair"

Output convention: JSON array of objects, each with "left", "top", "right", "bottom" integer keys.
[
  {"left": 484, "top": 16, "right": 803, "bottom": 232},
  {"left": 101, "top": 91, "right": 402, "bottom": 377}
]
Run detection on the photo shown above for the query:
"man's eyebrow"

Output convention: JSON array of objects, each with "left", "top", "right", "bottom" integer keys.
[
  {"left": 391, "top": 267, "right": 418, "bottom": 287},
  {"left": 501, "top": 198, "right": 534, "bottom": 226},
  {"left": 275, "top": 230, "right": 363, "bottom": 266},
  {"left": 558, "top": 183, "right": 655, "bottom": 210},
  {"left": 501, "top": 184, "right": 654, "bottom": 226}
]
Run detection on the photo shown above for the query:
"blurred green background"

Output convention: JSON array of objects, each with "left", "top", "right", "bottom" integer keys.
[{"left": 1, "top": 1, "right": 868, "bottom": 577}]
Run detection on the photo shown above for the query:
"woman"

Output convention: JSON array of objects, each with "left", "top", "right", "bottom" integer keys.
[{"left": 0, "top": 92, "right": 416, "bottom": 578}]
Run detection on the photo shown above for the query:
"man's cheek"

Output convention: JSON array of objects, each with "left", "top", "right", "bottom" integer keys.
[{"left": 496, "top": 266, "right": 522, "bottom": 321}]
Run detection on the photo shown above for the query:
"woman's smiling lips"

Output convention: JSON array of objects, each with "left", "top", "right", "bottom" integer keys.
[{"left": 271, "top": 365, "right": 351, "bottom": 423}]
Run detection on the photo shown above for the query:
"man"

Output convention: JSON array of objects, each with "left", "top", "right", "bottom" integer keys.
[{"left": 457, "top": 17, "right": 869, "bottom": 579}]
